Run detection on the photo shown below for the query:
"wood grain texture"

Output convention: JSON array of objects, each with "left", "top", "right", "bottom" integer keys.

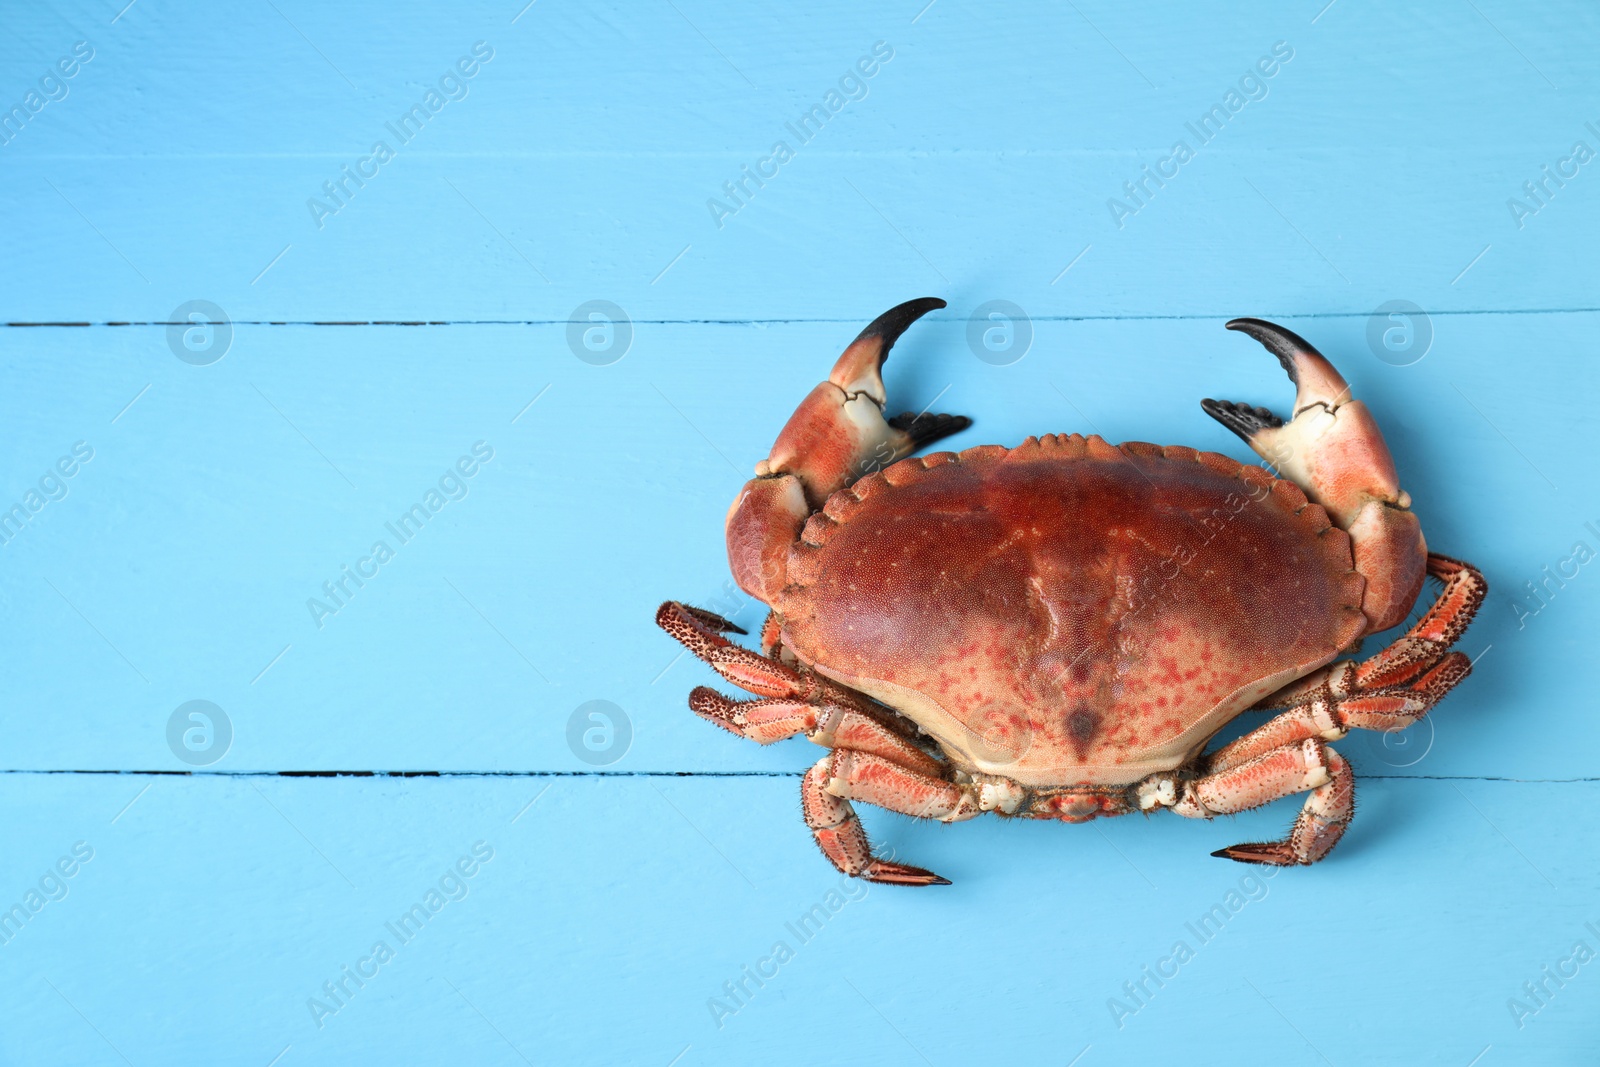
[
  {"left": 0, "top": 775, "right": 1594, "bottom": 1065},
  {"left": 1, "top": 0, "right": 1597, "bottom": 1063}
]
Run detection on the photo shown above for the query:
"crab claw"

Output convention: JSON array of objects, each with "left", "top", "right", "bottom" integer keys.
[
  {"left": 759, "top": 297, "right": 969, "bottom": 508},
  {"left": 1205, "top": 318, "right": 1399, "bottom": 526},
  {"left": 1203, "top": 319, "right": 1426, "bottom": 633},
  {"left": 825, "top": 297, "right": 948, "bottom": 405},
  {"left": 727, "top": 298, "right": 971, "bottom": 604}
]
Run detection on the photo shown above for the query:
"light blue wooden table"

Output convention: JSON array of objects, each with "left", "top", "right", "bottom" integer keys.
[{"left": 2, "top": 1, "right": 1597, "bottom": 1063}]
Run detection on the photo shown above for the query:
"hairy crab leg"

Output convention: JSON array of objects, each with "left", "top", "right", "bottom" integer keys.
[
  {"left": 802, "top": 761, "right": 951, "bottom": 886},
  {"left": 1205, "top": 651, "right": 1468, "bottom": 775},
  {"left": 1349, "top": 554, "right": 1486, "bottom": 688},
  {"left": 1168, "top": 739, "right": 1354, "bottom": 866},
  {"left": 662, "top": 597, "right": 973, "bottom": 883},
  {"left": 1175, "top": 553, "right": 1477, "bottom": 864},
  {"left": 1262, "top": 554, "right": 1486, "bottom": 712},
  {"left": 757, "top": 610, "right": 786, "bottom": 658},
  {"left": 803, "top": 746, "right": 1018, "bottom": 887},
  {"left": 656, "top": 600, "right": 863, "bottom": 704},
  {"left": 1210, "top": 554, "right": 1486, "bottom": 777},
  {"left": 687, "top": 687, "right": 944, "bottom": 776},
  {"left": 822, "top": 750, "right": 984, "bottom": 822},
  {"left": 660, "top": 599, "right": 930, "bottom": 744},
  {"left": 690, "top": 685, "right": 965, "bottom": 885}
]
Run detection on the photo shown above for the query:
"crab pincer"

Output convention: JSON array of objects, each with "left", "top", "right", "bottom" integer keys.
[
  {"left": 724, "top": 297, "right": 971, "bottom": 604},
  {"left": 1204, "top": 318, "right": 1428, "bottom": 633}
]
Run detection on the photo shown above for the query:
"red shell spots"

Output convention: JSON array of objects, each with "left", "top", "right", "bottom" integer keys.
[{"left": 779, "top": 436, "right": 1366, "bottom": 785}]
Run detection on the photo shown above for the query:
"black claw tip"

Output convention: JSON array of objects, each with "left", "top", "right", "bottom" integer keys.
[
  {"left": 929, "top": 875, "right": 953, "bottom": 886},
  {"left": 678, "top": 604, "right": 748, "bottom": 635},
  {"left": 851, "top": 297, "right": 947, "bottom": 361},
  {"left": 1225, "top": 317, "right": 1322, "bottom": 386},
  {"left": 1200, "top": 397, "right": 1284, "bottom": 443},
  {"left": 1211, "top": 843, "right": 1298, "bottom": 866},
  {"left": 1210, "top": 846, "right": 1265, "bottom": 864},
  {"left": 888, "top": 411, "right": 972, "bottom": 449}
]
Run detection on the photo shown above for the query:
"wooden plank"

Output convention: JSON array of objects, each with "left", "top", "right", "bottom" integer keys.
[
  {"left": 0, "top": 312, "right": 1590, "bottom": 775},
  {"left": 1, "top": 2, "right": 1597, "bottom": 319},
  {"left": 2, "top": 1, "right": 1597, "bottom": 1062},
  {"left": 0, "top": 774, "right": 1593, "bottom": 1064}
]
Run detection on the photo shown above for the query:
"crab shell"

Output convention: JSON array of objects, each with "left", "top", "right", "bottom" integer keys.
[{"left": 776, "top": 434, "right": 1367, "bottom": 786}]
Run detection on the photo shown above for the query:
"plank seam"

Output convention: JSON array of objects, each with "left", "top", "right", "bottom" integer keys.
[
  {"left": 0, "top": 769, "right": 1586, "bottom": 782},
  {"left": 8, "top": 308, "right": 1600, "bottom": 329}
]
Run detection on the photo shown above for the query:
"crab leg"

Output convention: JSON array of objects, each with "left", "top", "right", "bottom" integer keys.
[
  {"left": 802, "top": 760, "right": 952, "bottom": 886},
  {"left": 1346, "top": 554, "right": 1486, "bottom": 688},
  {"left": 803, "top": 745, "right": 1003, "bottom": 886},
  {"left": 822, "top": 750, "right": 982, "bottom": 822},
  {"left": 688, "top": 687, "right": 944, "bottom": 776},
  {"left": 687, "top": 677, "right": 963, "bottom": 885},
  {"left": 1208, "top": 554, "right": 1482, "bottom": 775},
  {"left": 1263, "top": 554, "right": 1485, "bottom": 710},
  {"left": 661, "top": 597, "right": 968, "bottom": 884},
  {"left": 1204, "top": 318, "right": 1428, "bottom": 633},
  {"left": 1210, "top": 553, "right": 1485, "bottom": 775},
  {"left": 1171, "top": 739, "right": 1354, "bottom": 866},
  {"left": 656, "top": 601, "right": 864, "bottom": 704},
  {"left": 1206, "top": 652, "right": 1468, "bottom": 775},
  {"left": 661, "top": 598, "right": 963, "bottom": 883}
]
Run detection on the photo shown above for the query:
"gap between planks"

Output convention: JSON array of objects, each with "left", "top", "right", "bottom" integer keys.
[
  {"left": 9, "top": 307, "right": 1600, "bottom": 329},
  {"left": 0, "top": 769, "right": 1590, "bottom": 783}
]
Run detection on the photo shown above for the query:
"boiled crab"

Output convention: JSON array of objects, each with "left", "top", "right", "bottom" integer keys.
[{"left": 658, "top": 298, "right": 1484, "bottom": 885}]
